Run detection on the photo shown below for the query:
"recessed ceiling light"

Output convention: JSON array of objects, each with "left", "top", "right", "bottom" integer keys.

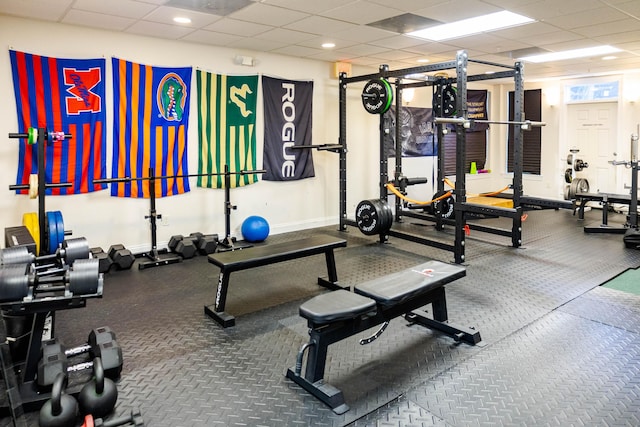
[
  {"left": 173, "top": 16, "right": 192, "bottom": 24},
  {"left": 322, "top": 43, "right": 336, "bottom": 49},
  {"left": 407, "top": 11, "right": 534, "bottom": 41},
  {"left": 519, "top": 45, "right": 622, "bottom": 63},
  {"left": 417, "top": 58, "right": 430, "bottom": 63},
  {"left": 602, "top": 55, "right": 617, "bottom": 60}
]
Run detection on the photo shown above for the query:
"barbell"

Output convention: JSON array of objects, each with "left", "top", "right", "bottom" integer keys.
[
  {"left": 434, "top": 117, "right": 546, "bottom": 130},
  {"left": 8, "top": 128, "right": 71, "bottom": 145}
]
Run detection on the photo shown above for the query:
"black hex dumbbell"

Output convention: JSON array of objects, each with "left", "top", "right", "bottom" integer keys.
[{"left": 107, "top": 244, "right": 135, "bottom": 270}]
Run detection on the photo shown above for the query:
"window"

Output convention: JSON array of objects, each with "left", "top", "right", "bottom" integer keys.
[{"left": 507, "top": 89, "right": 541, "bottom": 174}]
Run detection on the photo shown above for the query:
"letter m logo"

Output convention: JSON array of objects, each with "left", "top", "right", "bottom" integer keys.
[{"left": 63, "top": 67, "right": 102, "bottom": 115}]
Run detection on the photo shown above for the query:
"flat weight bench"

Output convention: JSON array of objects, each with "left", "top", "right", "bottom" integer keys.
[
  {"left": 285, "top": 260, "right": 481, "bottom": 414},
  {"left": 204, "top": 234, "right": 347, "bottom": 327}
]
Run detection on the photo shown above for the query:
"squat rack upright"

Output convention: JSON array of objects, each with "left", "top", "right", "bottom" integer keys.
[{"left": 338, "top": 50, "right": 534, "bottom": 264}]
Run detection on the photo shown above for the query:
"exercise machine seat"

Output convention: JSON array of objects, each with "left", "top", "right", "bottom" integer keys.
[
  {"left": 355, "top": 261, "right": 464, "bottom": 308},
  {"left": 299, "top": 289, "right": 376, "bottom": 324}
]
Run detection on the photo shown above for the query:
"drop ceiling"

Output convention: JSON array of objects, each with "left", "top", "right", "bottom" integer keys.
[{"left": 2, "top": 0, "right": 640, "bottom": 80}]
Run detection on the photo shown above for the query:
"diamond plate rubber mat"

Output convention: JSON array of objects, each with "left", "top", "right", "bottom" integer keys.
[{"left": 2, "top": 208, "right": 640, "bottom": 426}]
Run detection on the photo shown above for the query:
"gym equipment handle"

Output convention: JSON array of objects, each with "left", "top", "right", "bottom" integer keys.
[{"left": 9, "top": 182, "right": 72, "bottom": 190}]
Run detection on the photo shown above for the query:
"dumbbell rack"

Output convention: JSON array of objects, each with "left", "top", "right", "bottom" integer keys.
[
  {"left": 8, "top": 128, "right": 73, "bottom": 255},
  {"left": 0, "top": 290, "right": 103, "bottom": 423}
]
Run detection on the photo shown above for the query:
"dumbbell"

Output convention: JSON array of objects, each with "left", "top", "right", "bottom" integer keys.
[
  {"left": 168, "top": 235, "right": 197, "bottom": 259},
  {"left": 107, "top": 245, "right": 135, "bottom": 270},
  {"left": 82, "top": 408, "right": 144, "bottom": 427},
  {"left": 90, "top": 248, "right": 113, "bottom": 273},
  {"left": 0, "top": 258, "right": 102, "bottom": 303},
  {"left": 39, "top": 372, "right": 78, "bottom": 427},
  {"left": 190, "top": 232, "right": 218, "bottom": 255},
  {"left": 1, "top": 237, "right": 90, "bottom": 267},
  {"left": 38, "top": 335, "right": 123, "bottom": 387}
]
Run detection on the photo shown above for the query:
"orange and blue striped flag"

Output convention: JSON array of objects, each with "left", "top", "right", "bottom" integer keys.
[
  {"left": 111, "top": 58, "right": 192, "bottom": 198},
  {"left": 9, "top": 50, "right": 107, "bottom": 195}
]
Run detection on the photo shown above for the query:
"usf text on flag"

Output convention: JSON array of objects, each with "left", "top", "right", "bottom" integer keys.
[
  {"left": 196, "top": 71, "right": 258, "bottom": 188},
  {"left": 111, "top": 58, "right": 192, "bottom": 198},
  {"left": 262, "top": 76, "right": 314, "bottom": 181},
  {"left": 9, "top": 50, "right": 107, "bottom": 195}
]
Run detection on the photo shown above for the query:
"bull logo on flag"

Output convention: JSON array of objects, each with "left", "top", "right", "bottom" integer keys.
[{"left": 157, "top": 72, "right": 187, "bottom": 121}]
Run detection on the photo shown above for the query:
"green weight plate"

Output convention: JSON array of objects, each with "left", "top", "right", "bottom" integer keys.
[
  {"left": 27, "top": 128, "right": 38, "bottom": 145},
  {"left": 380, "top": 78, "right": 393, "bottom": 114}
]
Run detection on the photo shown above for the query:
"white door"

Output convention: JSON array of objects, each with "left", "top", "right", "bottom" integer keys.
[{"left": 567, "top": 102, "right": 618, "bottom": 193}]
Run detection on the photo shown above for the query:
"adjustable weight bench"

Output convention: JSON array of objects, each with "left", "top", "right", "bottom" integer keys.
[
  {"left": 285, "top": 260, "right": 481, "bottom": 414},
  {"left": 205, "top": 234, "right": 347, "bottom": 327}
]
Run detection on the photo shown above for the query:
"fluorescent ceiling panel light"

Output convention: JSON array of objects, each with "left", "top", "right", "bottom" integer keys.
[
  {"left": 407, "top": 11, "right": 534, "bottom": 41},
  {"left": 520, "top": 45, "right": 622, "bottom": 63},
  {"left": 173, "top": 17, "right": 192, "bottom": 24}
]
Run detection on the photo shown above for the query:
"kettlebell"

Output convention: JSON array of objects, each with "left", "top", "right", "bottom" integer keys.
[
  {"left": 78, "top": 357, "right": 118, "bottom": 419},
  {"left": 39, "top": 372, "right": 78, "bottom": 427}
]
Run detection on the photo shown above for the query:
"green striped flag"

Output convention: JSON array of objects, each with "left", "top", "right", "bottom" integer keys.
[{"left": 196, "top": 71, "right": 259, "bottom": 188}]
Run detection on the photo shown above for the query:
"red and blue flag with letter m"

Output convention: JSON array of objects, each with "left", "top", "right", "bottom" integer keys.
[
  {"left": 9, "top": 50, "right": 107, "bottom": 195},
  {"left": 111, "top": 58, "right": 192, "bottom": 198}
]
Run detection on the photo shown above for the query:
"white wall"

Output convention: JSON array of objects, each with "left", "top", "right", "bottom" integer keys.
[
  {"left": 0, "top": 15, "right": 368, "bottom": 252},
  {"left": 3, "top": 14, "right": 640, "bottom": 253}
]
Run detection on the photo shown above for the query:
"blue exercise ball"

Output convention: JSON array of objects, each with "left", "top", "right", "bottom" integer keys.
[{"left": 241, "top": 216, "right": 270, "bottom": 242}]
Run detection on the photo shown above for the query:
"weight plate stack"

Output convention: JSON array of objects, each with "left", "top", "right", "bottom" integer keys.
[
  {"left": 355, "top": 199, "right": 393, "bottom": 235},
  {"left": 361, "top": 79, "right": 393, "bottom": 115}
]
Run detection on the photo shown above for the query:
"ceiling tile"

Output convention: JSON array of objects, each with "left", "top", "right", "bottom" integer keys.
[
  {"left": 296, "top": 36, "right": 359, "bottom": 50},
  {"left": 180, "top": 29, "right": 245, "bottom": 46},
  {"left": 0, "top": 0, "right": 73, "bottom": 21},
  {"left": 336, "top": 44, "right": 391, "bottom": 57},
  {"left": 370, "top": 35, "right": 434, "bottom": 50},
  {"left": 203, "top": 17, "right": 273, "bottom": 36},
  {"left": 62, "top": 9, "right": 136, "bottom": 31},
  {"left": 330, "top": 25, "right": 395, "bottom": 43},
  {"left": 414, "top": 0, "right": 502, "bottom": 22},
  {"left": 228, "top": 37, "right": 288, "bottom": 51},
  {"left": 366, "top": 0, "right": 449, "bottom": 13},
  {"left": 142, "top": 6, "right": 222, "bottom": 27},
  {"left": 228, "top": 3, "right": 310, "bottom": 27},
  {"left": 284, "top": 16, "right": 357, "bottom": 35},
  {"left": 319, "top": 1, "right": 404, "bottom": 25},
  {"left": 125, "top": 20, "right": 195, "bottom": 39},
  {"left": 259, "top": 0, "right": 357, "bottom": 14},
  {"left": 543, "top": 6, "right": 629, "bottom": 29},
  {"left": 72, "top": 0, "right": 157, "bottom": 19},
  {"left": 258, "top": 28, "right": 318, "bottom": 44},
  {"left": 270, "top": 45, "right": 325, "bottom": 57}
]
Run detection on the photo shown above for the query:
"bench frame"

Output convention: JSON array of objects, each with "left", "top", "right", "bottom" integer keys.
[
  {"left": 285, "top": 266, "right": 480, "bottom": 414},
  {"left": 204, "top": 236, "right": 347, "bottom": 327}
]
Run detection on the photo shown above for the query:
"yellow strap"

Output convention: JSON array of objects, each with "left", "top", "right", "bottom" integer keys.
[
  {"left": 443, "top": 177, "right": 510, "bottom": 197},
  {"left": 385, "top": 183, "right": 452, "bottom": 205}
]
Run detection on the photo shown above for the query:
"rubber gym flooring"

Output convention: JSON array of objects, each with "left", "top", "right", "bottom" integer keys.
[{"left": 2, "top": 207, "right": 640, "bottom": 426}]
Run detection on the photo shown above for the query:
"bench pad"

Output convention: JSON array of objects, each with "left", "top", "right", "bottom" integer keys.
[
  {"left": 355, "top": 261, "right": 465, "bottom": 307},
  {"left": 299, "top": 290, "right": 376, "bottom": 324},
  {"left": 208, "top": 235, "right": 346, "bottom": 271}
]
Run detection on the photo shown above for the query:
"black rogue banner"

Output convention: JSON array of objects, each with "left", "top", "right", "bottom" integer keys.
[{"left": 262, "top": 76, "right": 315, "bottom": 181}]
